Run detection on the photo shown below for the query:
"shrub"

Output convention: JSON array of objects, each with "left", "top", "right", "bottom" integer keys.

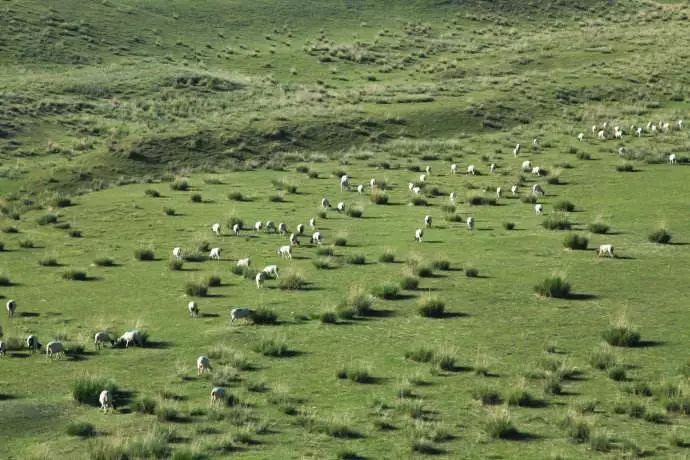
[
  {"left": 648, "top": 227, "right": 672, "bottom": 244},
  {"left": 279, "top": 272, "right": 305, "bottom": 290},
  {"left": 373, "top": 283, "right": 400, "bottom": 300},
  {"left": 563, "top": 233, "right": 588, "bottom": 250},
  {"left": 465, "top": 267, "right": 479, "bottom": 278},
  {"left": 227, "top": 191, "right": 245, "bottom": 201},
  {"left": 335, "top": 305, "right": 356, "bottom": 320},
  {"left": 608, "top": 366, "right": 627, "bottom": 381},
  {"left": 62, "top": 270, "right": 87, "bottom": 281},
  {"left": 547, "top": 175, "right": 561, "bottom": 185},
  {"left": 251, "top": 308, "right": 277, "bottom": 324},
  {"left": 346, "top": 207, "right": 363, "bottom": 218},
  {"left": 346, "top": 254, "right": 366, "bottom": 265},
  {"left": 572, "top": 399, "right": 598, "bottom": 415},
  {"left": 418, "top": 297, "right": 445, "bottom": 318},
  {"left": 616, "top": 163, "right": 634, "bottom": 172},
  {"left": 296, "top": 165, "right": 309, "bottom": 174},
  {"left": 18, "top": 239, "right": 34, "bottom": 248},
  {"left": 170, "top": 178, "right": 189, "bottom": 191},
  {"left": 190, "top": 193, "right": 202, "bottom": 203},
  {"left": 544, "top": 374, "right": 563, "bottom": 395},
  {"left": 163, "top": 207, "right": 175, "bottom": 216},
  {"left": 254, "top": 336, "right": 290, "bottom": 357},
  {"left": 467, "top": 195, "right": 496, "bottom": 206},
  {"left": 268, "top": 194, "right": 285, "bottom": 202},
  {"left": 37, "top": 213, "right": 59, "bottom": 225},
  {"left": 336, "top": 364, "right": 373, "bottom": 383},
  {"left": 588, "top": 222, "right": 610, "bottom": 234},
  {"left": 320, "top": 311, "right": 338, "bottom": 324},
  {"left": 334, "top": 237, "right": 347, "bottom": 247},
  {"left": 72, "top": 376, "right": 117, "bottom": 406},
  {"left": 312, "top": 257, "right": 335, "bottom": 270},
  {"left": 576, "top": 152, "right": 591, "bottom": 160},
  {"left": 227, "top": 216, "right": 244, "bottom": 230},
  {"left": 589, "top": 430, "right": 611, "bottom": 452},
  {"left": 484, "top": 408, "right": 518, "bottom": 439},
  {"left": 185, "top": 282, "right": 208, "bottom": 297},
  {"left": 561, "top": 413, "right": 591, "bottom": 443},
  {"left": 445, "top": 213, "right": 462, "bottom": 223},
  {"left": 156, "top": 404, "right": 181, "bottom": 422},
  {"left": 603, "top": 327, "right": 640, "bottom": 347},
  {"left": 434, "top": 349, "right": 457, "bottom": 371},
  {"left": 588, "top": 346, "right": 617, "bottom": 370},
  {"left": 134, "top": 248, "right": 155, "bottom": 261},
  {"left": 541, "top": 214, "right": 571, "bottom": 230},
  {"left": 2, "top": 226, "right": 18, "bottom": 233},
  {"left": 414, "top": 264, "right": 433, "bottom": 278},
  {"left": 68, "top": 230, "right": 82, "bottom": 238},
  {"left": 206, "top": 274, "right": 221, "bottom": 287},
  {"left": 308, "top": 171, "right": 319, "bottom": 179},
  {"left": 553, "top": 200, "right": 575, "bottom": 212},
  {"left": 405, "top": 348, "right": 435, "bottom": 363},
  {"left": 145, "top": 189, "right": 160, "bottom": 197},
  {"left": 440, "top": 204, "right": 456, "bottom": 214},
  {"left": 534, "top": 276, "right": 571, "bottom": 298},
  {"left": 133, "top": 395, "right": 157, "bottom": 414},
  {"left": 39, "top": 256, "right": 59, "bottom": 267},
  {"left": 410, "top": 197, "right": 428, "bottom": 206},
  {"left": 503, "top": 222, "right": 515, "bottom": 230},
  {"left": 411, "top": 438, "right": 443, "bottom": 455},
  {"left": 473, "top": 386, "right": 502, "bottom": 405},
  {"left": 400, "top": 275, "right": 420, "bottom": 290},
  {"left": 316, "top": 246, "right": 335, "bottom": 256},
  {"left": 370, "top": 191, "right": 389, "bottom": 205},
  {"left": 432, "top": 259, "right": 450, "bottom": 271},
  {"left": 51, "top": 196, "right": 72, "bottom": 208},
  {"left": 623, "top": 382, "right": 653, "bottom": 397},
  {"left": 346, "top": 286, "right": 375, "bottom": 316},
  {"left": 94, "top": 257, "right": 115, "bottom": 267},
  {"left": 168, "top": 259, "right": 184, "bottom": 271},
  {"left": 379, "top": 248, "right": 395, "bottom": 263},
  {"left": 318, "top": 210, "right": 327, "bottom": 219},
  {"left": 66, "top": 421, "right": 96, "bottom": 437},
  {"left": 521, "top": 194, "right": 538, "bottom": 204},
  {"left": 183, "top": 251, "right": 205, "bottom": 262},
  {"left": 506, "top": 388, "right": 539, "bottom": 407}
]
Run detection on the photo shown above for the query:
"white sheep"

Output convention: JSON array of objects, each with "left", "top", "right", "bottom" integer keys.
[
  {"left": 511, "top": 185, "right": 518, "bottom": 196},
  {"left": 266, "top": 221, "right": 276, "bottom": 233},
  {"left": 262, "top": 265, "right": 280, "bottom": 279},
  {"left": 236, "top": 257, "right": 250, "bottom": 268},
  {"left": 535, "top": 204, "right": 544, "bottom": 215},
  {"left": 232, "top": 223, "right": 240, "bottom": 236},
  {"left": 172, "top": 247, "right": 182, "bottom": 261},
  {"left": 278, "top": 222, "right": 287, "bottom": 235},
  {"left": 532, "top": 166, "right": 543, "bottom": 176},
  {"left": 321, "top": 198, "right": 331, "bottom": 209},
  {"left": 532, "top": 184, "right": 544, "bottom": 196},
  {"left": 521, "top": 160, "right": 532, "bottom": 172},
  {"left": 414, "top": 228, "right": 423, "bottom": 243},
  {"left": 46, "top": 341, "right": 65, "bottom": 359},
  {"left": 255, "top": 271, "right": 266, "bottom": 288},
  {"left": 6, "top": 299, "right": 16, "bottom": 318},
  {"left": 513, "top": 143, "right": 521, "bottom": 157},
  {"left": 412, "top": 186, "right": 422, "bottom": 195},
  {"left": 254, "top": 221, "right": 263, "bottom": 232},
  {"left": 0, "top": 341, "right": 5, "bottom": 357},
  {"left": 424, "top": 215, "right": 432, "bottom": 228},
  {"left": 577, "top": 132, "right": 584, "bottom": 142},
  {"left": 677, "top": 119, "right": 683, "bottom": 130},
  {"left": 209, "top": 247, "right": 221, "bottom": 260},
  {"left": 591, "top": 124, "right": 597, "bottom": 133},
  {"left": 425, "top": 165, "right": 431, "bottom": 175},
  {"left": 357, "top": 184, "right": 364, "bottom": 194},
  {"left": 311, "top": 232, "right": 322, "bottom": 245},
  {"left": 419, "top": 174, "right": 427, "bottom": 183},
  {"left": 94, "top": 331, "right": 114, "bottom": 350},
  {"left": 231, "top": 307, "right": 254, "bottom": 323},
  {"left": 278, "top": 245, "right": 292, "bottom": 259},
  {"left": 669, "top": 154, "right": 677, "bottom": 164},
  {"left": 197, "top": 356, "right": 212, "bottom": 375},
  {"left": 490, "top": 163, "right": 496, "bottom": 174},
  {"left": 296, "top": 223, "right": 305, "bottom": 235},
  {"left": 496, "top": 187, "right": 502, "bottom": 199},
  {"left": 597, "top": 244, "right": 615, "bottom": 258},
  {"left": 26, "top": 335, "right": 41, "bottom": 353},
  {"left": 210, "top": 387, "right": 225, "bottom": 407},
  {"left": 449, "top": 191, "right": 457, "bottom": 203},
  {"left": 309, "top": 218, "right": 316, "bottom": 229},
  {"left": 635, "top": 127, "right": 643, "bottom": 137},
  {"left": 467, "top": 217, "right": 475, "bottom": 231},
  {"left": 289, "top": 233, "right": 300, "bottom": 246},
  {"left": 212, "top": 223, "right": 221, "bottom": 236},
  {"left": 117, "top": 330, "right": 143, "bottom": 348},
  {"left": 408, "top": 182, "right": 414, "bottom": 191},
  {"left": 99, "top": 390, "right": 114, "bottom": 413},
  {"left": 450, "top": 163, "right": 457, "bottom": 175},
  {"left": 188, "top": 301, "right": 199, "bottom": 317},
  {"left": 340, "top": 175, "right": 349, "bottom": 191},
  {"left": 533, "top": 138, "right": 539, "bottom": 147},
  {"left": 336, "top": 202, "right": 345, "bottom": 212},
  {"left": 467, "top": 165, "right": 476, "bottom": 175},
  {"left": 597, "top": 130, "right": 606, "bottom": 140},
  {"left": 370, "top": 178, "right": 377, "bottom": 189}
]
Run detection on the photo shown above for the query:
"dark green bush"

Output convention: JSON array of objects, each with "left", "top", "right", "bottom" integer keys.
[
  {"left": 251, "top": 308, "right": 277, "bottom": 324},
  {"left": 503, "top": 222, "right": 515, "bottom": 230},
  {"left": 66, "top": 422, "right": 96, "bottom": 437},
  {"left": 134, "top": 249, "right": 155, "bottom": 261},
  {"left": 602, "top": 327, "right": 640, "bottom": 347},
  {"left": 465, "top": 268, "right": 479, "bottom": 278},
  {"left": 648, "top": 228, "right": 672, "bottom": 244},
  {"left": 185, "top": 282, "right": 208, "bottom": 297},
  {"left": 541, "top": 214, "right": 572, "bottom": 230},
  {"left": 473, "top": 386, "right": 502, "bottom": 405},
  {"left": 534, "top": 276, "right": 571, "bottom": 298},
  {"left": 62, "top": 270, "right": 87, "bottom": 281},
  {"left": 170, "top": 178, "right": 189, "bottom": 191},
  {"left": 588, "top": 222, "right": 610, "bottom": 234},
  {"left": 373, "top": 283, "right": 400, "bottom": 300},
  {"left": 553, "top": 200, "right": 575, "bottom": 212},
  {"left": 563, "top": 233, "right": 588, "bottom": 250},
  {"left": 94, "top": 257, "right": 115, "bottom": 267},
  {"left": 418, "top": 297, "right": 445, "bottom": 318},
  {"left": 145, "top": 189, "right": 160, "bottom": 198},
  {"left": 400, "top": 276, "right": 419, "bottom": 290},
  {"left": 72, "top": 376, "right": 117, "bottom": 406},
  {"left": 37, "top": 213, "right": 59, "bottom": 225},
  {"left": 190, "top": 193, "right": 202, "bottom": 203}
]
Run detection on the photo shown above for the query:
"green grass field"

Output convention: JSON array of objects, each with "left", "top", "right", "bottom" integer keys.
[{"left": 1, "top": 0, "right": 690, "bottom": 459}]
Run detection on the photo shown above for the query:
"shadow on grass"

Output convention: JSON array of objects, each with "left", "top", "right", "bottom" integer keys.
[{"left": 567, "top": 293, "right": 597, "bottom": 301}]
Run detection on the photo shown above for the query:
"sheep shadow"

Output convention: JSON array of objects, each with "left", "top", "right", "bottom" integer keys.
[
  {"left": 501, "top": 430, "right": 541, "bottom": 442},
  {"left": 8, "top": 352, "right": 31, "bottom": 358},
  {"left": 566, "top": 293, "right": 597, "bottom": 301},
  {"left": 0, "top": 393, "right": 16, "bottom": 401},
  {"left": 440, "top": 311, "right": 468, "bottom": 319},
  {"left": 200, "top": 313, "right": 220, "bottom": 318},
  {"left": 361, "top": 309, "right": 396, "bottom": 318},
  {"left": 635, "top": 340, "right": 664, "bottom": 348},
  {"left": 19, "top": 312, "right": 40, "bottom": 318},
  {"left": 144, "top": 341, "right": 173, "bottom": 349}
]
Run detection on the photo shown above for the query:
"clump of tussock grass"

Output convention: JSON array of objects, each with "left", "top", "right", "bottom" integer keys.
[
  {"left": 68, "top": 229, "right": 82, "bottom": 238},
  {"left": 553, "top": 200, "right": 575, "bottom": 212},
  {"left": 608, "top": 366, "right": 627, "bottom": 381},
  {"left": 336, "top": 364, "right": 374, "bottom": 383},
  {"left": 622, "top": 382, "right": 653, "bottom": 397},
  {"left": 316, "top": 246, "right": 335, "bottom": 256},
  {"left": 144, "top": 189, "right": 160, "bottom": 198},
  {"left": 464, "top": 267, "right": 479, "bottom": 278},
  {"left": 334, "top": 235, "right": 348, "bottom": 247},
  {"left": 279, "top": 271, "right": 305, "bottom": 290},
  {"left": 345, "top": 254, "right": 366, "bottom": 265},
  {"left": 18, "top": 239, "right": 34, "bottom": 248},
  {"left": 227, "top": 191, "right": 246, "bottom": 201},
  {"left": 37, "top": 213, "right": 59, "bottom": 225},
  {"left": 433, "top": 348, "right": 458, "bottom": 372},
  {"left": 370, "top": 191, "right": 389, "bottom": 205},
  {"left": 254, "top": 335, "right": 291, "bottom": 357},
  {"left": 94, "top": 257, "right": 115, "bottom": 267},
  {"left": 170, "top": 178, "right": 189, "bottom": 191},
  {"left": 563, "top": 233, "right": 588, "bottom": 250},
  {"left": 472, "top": 386, "right": 502, "bottom": 405},
  {"left": 190, "top": 193, "right": 202, "bottom": 203},
  {"left": 268, "top": 194, "right": 285, "bottom": 203},
  {"left": 62, "top": 269, "right": 87, "bottom": 281},
  {"left": 320, "top": 310, "right": 338, "bottom": 324},
  {"left": 344, "top": 286, "right": 375, "bottom": 316},
  {"left": 250, "top": 308, "right": 277, "bottom": 325},
  {"left": 588, "top": 345, "right": 618, "bottom": 370},
  {"left": 432, "top": 259, "right": 450, "bottom": 271},
  {"left": 72, "top": 376, "right": 117, "bottom": 406},
  {"left": 534, "top": 276, "right": 571, "bottom": 298},
  {"left": 483, "top": 408, "right": 519, "bottom": 439},
  {"left": 134, "top": 248, "right": 155, "bottom": 261},
  {"left": 616, "top": 163, "right": 634, "bottom": 172},
  {"left": 503, "top": 221, "right": 515, "bottom": 230},
  {"left": 379, "top": 248, "right": 395, "bottom": 263},
  {"left": 409, "top": 197, "right": 428, "bottom": 206},
  {"left": 206, "top": 274, "right": 221, "bottom": 287},
  {"left": 312, "top": 257, "right": 335, "bottom": 270},
  {"left": 541, "top": 214, "right": 572, "bottom": 230},
  {"left": 560, "top": 412, "right": 591, "bottom": 443},
  {"left": 405, "top": 347, "right": 435, "bottom": 363},
  {"left": 417, "top": 296, "right": 445, "bottom": 318},
  {"left": 133, "top": 395, "right": 157, "bottom": 414},
  {"left": 66, "top": 421, "right": 96, "bottom": 437},
  {"left": 588, "top": 221, "right": 610, "bottom": 234},
  {"left": 185, "top": 281, "right": 208, "bottom": 297},
  {"left": 521, "top": 194, "right": 538, "bottom": 204},
  {"left": 226, "top": 215, "right": 244, "bottom": 230},
  {"left": 372, "top": 283, "right": 400, "bottom": 300},
  {"left": 602, "top": 313, "right": 640, "bottom": 347},
  {"left": 648, "top": 227, "right": 672, "bottom": 244},
  {"left": 39, "top": 256, "right": 59, "bottom": 267},
  {"left": 400, "top": 274, "right": 420, "bottom": 290},
  {"left": 346, "top": 206, "right": 363, "bottom": 218},
  {"left": 2, "top": 226, "right": 18, "bottom": 234},
  {"left": 50, "top": 195, "right": 72, "bottom": 208},
  {"left": 168, "top": 259, "right": 184, "bottom": 271},
  {"left": 467, "top": 194, "right": 497, "bottom": 206},
  {"left": 183, "top": 251, "right": 206, "bottom": 262}
]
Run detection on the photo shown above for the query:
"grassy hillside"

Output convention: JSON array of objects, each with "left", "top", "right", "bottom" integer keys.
[{"left": 1, "top": 1, "right": 690, "bottom": 459}]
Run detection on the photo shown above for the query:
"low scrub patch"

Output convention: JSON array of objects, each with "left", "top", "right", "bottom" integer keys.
[
  {"left": 185, "top": 281, "right": 208, "bottom": 297},
  {"left": 134, "top": 248, "right": 155, "bottom": 261},
  {"left": 379, "top": 248, "right": 395, "bottom": 263},
  {"left": 503, "top": 222, "right": 515, "bottom": 230},
  {"left": 66, "top": 421, "right": 96, "bottom": 437},
  {"left": 346, "top": 286, "right": 375, "bottom": 316},
  {"left": 170, "top": 178, "right": 189, "bottom": 191},
  {"left": 251, "top": 308, "right": 278, "bottom": 325},
  {"left": 400, "top": 275, "right": 420, "bottom": 290},
  {"left": 168, "top": 259, "right": 184, "bottom": 271},
  {"left": 370, "top": 191, "right": 389, "bottom": 205},
  {"left": 373, "top": 283, "right": 400, "bottom": 300},
  {"left": 72, "top": 376, "right": 117, "bottom": 406},
  {"left": 405, "top": 347, "right": 435, "bottom": 363},
  {"left": 588, "top": 222, "right": 610, "bottom": 234},
  {"left": 144, "top": 189, "right": 160, "bottom": 197},
  {"left": 553, "top": 200, "right": 575, "bottom": 212},
  {"left": 473, "top": 386, "right": 502, "bottom": 405},
  {"left": 346, "top": 254, "right": 366, "bottom": 265},
  {"left": 346, "top": 206, "right": 363, "bottom": 218},
  {"left": 39, "top": 256, "right": 59, "bottom": 267},
  {"left": 254, "top": 336, "right": 291, "bottom": 357},
  {"left": 465, "top": 267, "right": 479, "bottom": 278},
  {"left": 541, "top": 214, "right": 571, "bottom": 230},
  {"left": 484, "top": 408, "right": 519, "bottom": 439},
  {"left": 279, "top": 271, "right": 305, "bottom": 290},
  {"left": 94, "top": 257, "right": 115, "bottom": 267},
  {"left": 410, "top": 197, "right": 428, "bottom": 206},
  {"left": 37, "top": 213, "right": 59, "bottom": 225},
  {"left": 534, "top": 276, "right": 571, "bottom": 298},
  {"left": 648, "top": 227, "right": 672, "bottom": 244},
  {"left": 418, "top": 296, "right": 445, "bottom": 318},
  {"left": 588, "top": 346, "right": 617, "bottom": 370},
  {"left": 616, "top": 163, "right": 634, "bottom": 172},
  {"left": 62, "top": 270, "right": 88, "bottom": 281},
  {"left": 561, "top": 412, "right": 591, "bottom": 443},
  {"left": 563, "top": 234, "right": 588, "bottom": 250},
  {"left": 336, "top": 364, "right": 374, "bottom": 383}
]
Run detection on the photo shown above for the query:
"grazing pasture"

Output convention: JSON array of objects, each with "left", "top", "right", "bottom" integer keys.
[{"left": 1, "top": 0, "right": 690, "bottom": 458}]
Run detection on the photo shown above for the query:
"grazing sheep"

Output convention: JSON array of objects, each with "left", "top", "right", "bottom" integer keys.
[
  {"left": 467, "top": 165, "right": 476, "bottom": 175},
  {"left": 117, "top": 330, "right": 143, "bottom": 348},
  {"left": 289, "top": 233, "right": 300, "bottom": 246},
  {"left": 188, "top": 301, "right": 199, "bottom": 318},
  {"left": 266, "top": 221, "right": 276, "bottom": 233},
  {"left": 412, "top": 186, "right": 422, "bottom": 195},
  {"left": 449, "top": 191, "right": 457, "bottom": 203},
  {"left": 419, "top": 174, "right": 427, "bottom": 183},
  {"left": 370, "top": 178, "right": 377, "bottom": 189},
  {"left": 425, "top": 165, "right": 431, "bottom": 175},
  {"left": 651, "top": 124, "right": 658, "bottom": 133},
  {"left": 237, "top": 257, "right": 251, "bottom": 268},
  {"left": 278, "top": 245, "right": 292, "bottom": 259},
  {"left": 424, "top": 215, "right": 432, "bottom": 228},
  {"left": 296, "top": 223, "right": 305, "bottom": 235},
  {"left": 618, "top": 147, "right": 625, "bottom": 157},
  {"left": 26, "top": 335, "right": 41, "bottom": 353},
  {"left": 496, "top": 187, "right": 502, "bottom": 199},
  {"left": 597, "top": 130, "right": 606, "bottom": 140},
  {"left": 0, "top": 341, "right": 5, "bottom": 357},
  {"left": 669, "top": 153, "right": 677, "bottom": 164},
  {"left": 278, "top": 222, "right": 287, "bottom": 235},
  {"left": 94, "top": 331, "right": 114, "bottom": 350},
  {"left": 533, "top": 138, "right": 539, "bottom": 147},
  {"left": 591, "top": 124, "right": 597, "bottom": 133},
  {"left": 490, "top": 163, "right": 496, "bottom": 174},
  {"left": 635, "top": 127, "right": 643, "bottom": 137},
  {"left": 232, "top": 223, "right": 241, "bottom": 236},
  {"left": 197, "top": 356, "right": 212, "bottom": 375},
  {"left": 662, "top": 122, "right": 670, "bottom": 132},
  {"left": 46, "top": 341, "right": 65, "bottom": 359},
  {"left": 532, "top": 184, "right": 544, "bottom": 196},
  {"left": 209, "top": 247, "right": 221, "bottom": 260},
  {"left": 408, "top": 182, "right": 414, "bottom": 191},
  {"left": 212, "top": 223, "right": 221, "bottom": 236},
  {"left": 340, "top": 175, "right": 349, "bottom": 191},
  {"left": 172, "top": 247, "right": 182, "bottom": 261},
  {"left": 415, "top": 228, "right": 423, "bottom": 243},
  {"left": 263, "top": 265, "right": 280, "bottom": 279},
  {"left": 532, "top": 166, "right": 543, "bottom": 176},
  {"left": 231, "top": 307, "right": 254, "bottom": 323},
  {"left": 336, "top": 202, "right": 345, "bottom": 212},
  {"left": 577, "top": 132, "right": 584, "bottom": 142},
  {"left": 254, "top": 221, "right": 263, "bottom": 232},
  {"left": 321, "top": 198, "right": 331, "bottom": 209},
  {"left": 311, "top": 232, "right": 322, "bottom": 245},
  {"left": 99, "top": 390, "right": 114, "bottom": 413},
  {"left": 6, "top": 299, "right": 16, "bottom": 318},
  {"left": 511, "top": 185, "right": 518, "bottom": 196},
  {"left": 513, "top": 143, "right": 521, "bottom": 157},
  {"left": 210, "top": 387, "right": 225, "bottom": 407},
  {"left": 450, "top": 163, "right": 457, "bottom": 175},
  {"left": 614, "top": 127, "right": 623, "bottom": 139},
  {"left": 357, "top": 184, "right": 364, "bottom": 194},
  {"left": 309, "top": 218, "right": 316, "bottom": 229},
  {"left": 521, "top": 160, "right": 532, "bottom": 172},
  {"left": 597, "top": 244, "right": 615, "bottom": 258},
  {"left": 467, "top": 217, "right": 475, "bottom": 231},
  {"left": 535, "top": 204, "right": 544, "bottom": 215},
  {"left": 255, "top": 271, "right": 266, "bottom": 288},
  {"left": 678, "top": 119, "right": 683, "bottom": 130}
]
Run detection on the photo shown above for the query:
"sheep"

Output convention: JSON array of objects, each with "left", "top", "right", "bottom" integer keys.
[
  {"left": 232, "top": 223, "right": 241, "bottom": 236},
  {"left": 408, "top": 182, "right": 414, "bottom": 191},
  {"left": 467, "top": 165, "right": 476, "bottom": 175},
  {"left": 6, "top": 299, "right": 16, "bottom": 318},
  {"left": 321, "top": 198, "right": 331, "bottom": 209},
  {"left": 197, "top": 356, "right": 212, "bottom": 375},
  {"left": 614, "top": 128, "right": 622, "bottom": 139},
  {"left": 311, "top": 232, "right": 322, "bottom": 245},
  {"left": 496, "top": 187, "right": 502, "bottom": 199},
  {"left": 234, "top": 257, "right": 250, "bottom": 270},
  {"left": 425, "top": 165, "right": 431, "bottom": 175},
  {"left": 278, "top": 222, "right": 287, "bottom": 235},
  {"left": 296, "top": 223, "right": 305, "bottom": 235},
  {"left": 255, "top": 271, "right": 266, "bottom": 288},
  {"left": 535, "top": 204, "right": 544, "bottom": 215},
  {"left": 210, "top": 387, "right": 225, "bottom": 407},
  {"left": 278, "top": 245, "right": 292, "bottom": 259},
  {"left": 513, "top": 143, "right": 521, "bottom": 157},
  {"left": 231, "top": 307, "right": 254, "bottom": 323},
  {"left": 618, "top": 147, "right": 625, "bottom": 157},
  {"left": 450, "top": 163, "right": 457, "bottom": 175},
  {"left": 449, "top": 191, "right": 457, "bottom": 203},
  {"left": 511, "top": 185, "right": 518, "bottom": 196},
  {"left": 532, "top": 184, "right": 544, "bottom": 196},
  {"left": 597, "top": 130, "right": 606, "bottom": 140},
  {"left": 336, "top": 202, "right": 345, "bottom": 212},
  {"left": 490, "top": 163, "right": 496, "bottom": 174},
  {"left": 669, "top": 153, "right": 677, "bottom": 164},
  {"left": 357, "top": 184, "right": 364, "bottom": 194},
  {"left": 467, "top": 216, "right": 475, "bottom": 231},
  {"left": 117, "top": 330, "right": 143, "bottom": 348},
  {"left": 340, "top": 175, "right": 349, "bottom": 191},
  {"left": 262, "top": 265, "right": 280, "bottom": 279},
  {"left": 289, "top": 233, "right": 300, "bottom": 246},
  {"left": 521, "top": 160, "right": 532, "bottom": 172},
  {"left": 533, "top": 138, "right": 539, "bottom": 147},
  {"left": 94, "top": 331, "right": 114, "bottom": 350},
  {"left": 412, "top": 186, "right": 422, "bottom": 195},
  {"left": 635, "top": 127, "right": 643, "bottom": 137},
  {"left": 414, "top": 228, "right": 423, "bottom": 243},
  {"left": 424, "top": 215, "right": 432, "bottom": 228},
  {"left": 662, "top": 122, "right": 670, "bottom": 132},
  {"left": 419, "top": 174, "right": 427, "bottom": 183},
  {"left": 597, "top": 244, "right": 615, "bottom": 258},
  {"left": 254, "top": 221, "right": 263, "bottom": 232},
  {"left": 0, "top": 341, "right": 5, "bottom": 357},
  {"left": 678, "top": 119, "right": 683, "bottom": 130},
  {"left": 651, "top": 124, "right": 657, "bottom": 133},
  {"left": 188, "top": 301, "right": 199, "bottom": 318},
  {"left": 209, "top": 247, "right": 221, "bottom": 260},
  {"left": 46, "top": 341, "right": 65, "bottom": 359},
  {"left": 577, "top": 132, "right": 584, "bottom": 142},
  {"left": 26, "top": 335, "right": 41, "bottom": 353},
  {"left": 99, "top": 390, "right": 114, "bottom": 413},
  {"left": 212, "top": 223, "right": 221, "bottom": 236},
  {"left": 591, "top": 124, "right": 597, "bottom": 133},
  {"left": 309, "top": 218, "right": 316, "bottom": 229},
  {"left": 266, "top": 221, "right": 276, "bottom": 233},
  {"left": 370, "top": 178, "right": 377, "bottom": 189},
  {"left": 172, "top": 247, "right": 182, "bottom": 261},
  {"left": 532, "top": 166, "right": 543, "bottom": 176}
]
